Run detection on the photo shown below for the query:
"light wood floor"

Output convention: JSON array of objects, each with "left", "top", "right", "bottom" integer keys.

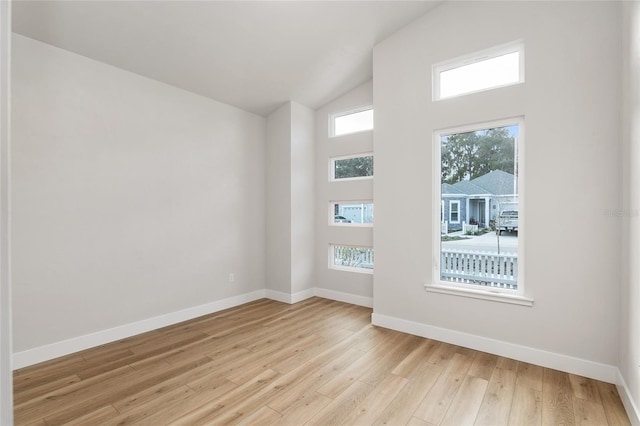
[{"left": 14, "top": 297, "right": 630, "bottom": 425}]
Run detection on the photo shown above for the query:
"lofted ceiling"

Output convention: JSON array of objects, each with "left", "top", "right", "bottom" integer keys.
[{"left": 12, "top": 1, "right": 440, "bottom": 116}]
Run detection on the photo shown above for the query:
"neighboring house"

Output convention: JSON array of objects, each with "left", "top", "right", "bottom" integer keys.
[
  {"left": 442, "top": 170, "right": 518, "bottom": 232},
  {"left": 335, "top": 202, "right": 374, "bottom": 224}
]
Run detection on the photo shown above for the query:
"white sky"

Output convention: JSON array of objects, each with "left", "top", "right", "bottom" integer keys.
[{"left": 440, "top": 51, "right": 520, "bottom": 99}]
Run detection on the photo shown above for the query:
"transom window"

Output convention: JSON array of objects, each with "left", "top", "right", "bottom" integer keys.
[
  {"left": 330, "top": 107, "right": 374, "bottom": 137},
  {"left": 433, "top": 42, "right": 524, "bottom": 100}
]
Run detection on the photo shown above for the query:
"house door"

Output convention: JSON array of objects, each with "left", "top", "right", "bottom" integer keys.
[{"left": 477, "top": 200, "right": 486, "bottom": 226}]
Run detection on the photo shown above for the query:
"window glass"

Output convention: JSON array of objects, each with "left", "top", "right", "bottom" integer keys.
[
  {"left": 331, "top": 154, "right": 373, "bottom": 181},
  {"left": 330, "top": 245, "right": 374, "bottom": 273},
  {"left": 436, "top": 120, "right": 522, "bottom": 291},
  {"left": 434, "top": 43, "right": 524, "bottom": 100},
  {"left": 331, "top": 108, "right": 373, "bottom": 137},
  {"left": 331, "top": 201, "right": 374, "bottom": 225}
]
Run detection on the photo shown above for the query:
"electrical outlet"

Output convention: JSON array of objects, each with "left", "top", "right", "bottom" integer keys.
[{"left": 228, "top": 273, "right": 235, "bottom": 283}]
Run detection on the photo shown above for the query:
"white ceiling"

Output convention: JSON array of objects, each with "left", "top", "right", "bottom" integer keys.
[{"left": 12, "top": 1, "right": 439, "bottom": 116}]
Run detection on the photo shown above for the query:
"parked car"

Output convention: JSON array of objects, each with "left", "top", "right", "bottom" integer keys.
[
  {"left": 334, "top": 215, "right": 351, "bottom": 223},
  {"left": 496, "top": 210, "right": 518, "bottom": 234}
]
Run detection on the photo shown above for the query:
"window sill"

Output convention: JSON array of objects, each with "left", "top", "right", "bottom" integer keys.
[{"left": 424, "top": 283, "right": 534, "bottom": 307}]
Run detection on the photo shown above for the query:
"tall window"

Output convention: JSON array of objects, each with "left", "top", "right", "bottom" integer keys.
[{"left": 433, "top": 118, "right": 524, "bottom": 296}]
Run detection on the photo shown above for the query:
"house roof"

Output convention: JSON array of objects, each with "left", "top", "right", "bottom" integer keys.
[
  {"left": 441, "top": 183, "right": 466, "bottom": 195},
  {"left": 449, "top": 170, "right": 516, "bottom": 196}
]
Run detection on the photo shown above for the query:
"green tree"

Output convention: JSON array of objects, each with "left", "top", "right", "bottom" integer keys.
[
  {"left": 335, "top": 156, "right": 373, "bottom": 179},
  {"left": 441, "top": 127, "right": 514, "bottom": 184}
]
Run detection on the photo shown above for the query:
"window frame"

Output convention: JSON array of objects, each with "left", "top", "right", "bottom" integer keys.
[
  {"left": 428, "top": 117, "right": 531, "bottom": 306},
  {"left": 329, "top": 105, "right": 374, "bottom": 138},
  {"left": 329, "top": 200, "right": 374, "bottom": 227},
  {"left": 433, "top": 41, "right": 525, "bottom": 101},
  {"left": 329, "top": 152, "right": 374, "bottom": 182},
  {"left": 449, "top": 200, "right": 460, "bottom": 224},
  {"left": 329, "top": 244, "right": 374, "bottom": 274}
]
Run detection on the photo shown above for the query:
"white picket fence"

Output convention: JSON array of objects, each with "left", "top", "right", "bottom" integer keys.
[
  {"left": 440, "top": 249, "right": 518, "bottom": 289},
  {"left": 334, "top": 246, "right": 374, "bottom": 269}
]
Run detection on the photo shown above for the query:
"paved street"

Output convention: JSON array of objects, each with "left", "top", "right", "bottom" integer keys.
[{"left": 442, "top": 231, "right": 518, "bottom": 254}]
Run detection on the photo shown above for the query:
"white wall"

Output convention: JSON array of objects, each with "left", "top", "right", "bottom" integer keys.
[
  {"left": 0, "top": 1, "right": 12, "bottom": 423},
  {"left": 373, "top": 1, "right": 621, "bottom": 378},
  {"left": 266, "top": 103, "right": 292, "bottom": 295},
  {"left": 315, "top": 81, "right": 373, "bottom": 305},
  {"left": 11, "top": 35, "right": 266, "bottom": 354},
  {"left": 290, "top": 102, "right": 315, "bottom": 295},
  {"left": 266, "top": 101, "right": 315, "bottom": 300},
  {"left": 620, "top": 1, "right": 640, "bottom": 422}
]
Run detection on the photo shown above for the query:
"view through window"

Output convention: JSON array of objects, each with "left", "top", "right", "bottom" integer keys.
[
  {"left": 434, "top": 42, "right": 524, "bottom": 100},
  {"left": 331, "top": 154, "right": 374, "bottom": 181},
  {"left": 437, "top": 120, "right": 521, "bottom": 291},
  {"left": 331, "top": 107, "right": 374, "bottom": 137},
  {"left": 330, "top": 245, "right": 374, "bottom": 273},
  {"left": 331, "top": 201, "right": 374, "bottom": 225}
]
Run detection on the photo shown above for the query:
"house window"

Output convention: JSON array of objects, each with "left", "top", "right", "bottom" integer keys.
[
  {"left": 330, "top": 106, "right": 373, "bottom": 137},
  {"left": 433, "top": 42, "right": 524, "bottom": 100},
  {"left": 330, "top": 153, "right": 373, "bottom": 181},
  {"left": 432, "top": 118, "right": 524, "bottom": 298},
  {"left": 449, "top": 200, "right": 460, "bottom": 223},
  {"left": 329, "top": 244, "right": 374, "bottom": 274},
  {"left": 330, "top": 201, "right": 374, "bottom": 226}
]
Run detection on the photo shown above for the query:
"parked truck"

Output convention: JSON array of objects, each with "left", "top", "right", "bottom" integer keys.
[{"left": 496, "top": 209, "right": 518, "bottom": 234}]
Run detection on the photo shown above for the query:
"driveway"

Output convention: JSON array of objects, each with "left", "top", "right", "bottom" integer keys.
[{"left": 442, "top": 231, "right": 517, "bottom": 255}]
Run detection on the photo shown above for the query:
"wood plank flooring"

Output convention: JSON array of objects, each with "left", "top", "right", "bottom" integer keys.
[{"left": 13, "top": 297, "right": 631, "bottom": 425}]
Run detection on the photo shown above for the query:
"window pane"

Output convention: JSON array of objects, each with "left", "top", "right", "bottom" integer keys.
[
  {"left": 440, "top": 52, "right": 520, "bottom": 99},
  {"left": 333, "top": 155, "right": 373, "bottom": 180},
  {"left": 434, "top": 43, "right": 524, "bottom": 100},
  {"left": 331, "top": 202, "right": 374, "bottom": 225},
  {"left": 331, "top": 245, "right": 374, "bottom": 272},
  {"left": 439, "top": 123, "right": 520, "bottom": 290},
  {"left": 333, "top": 108, "right": 373, "bottom": 136}
]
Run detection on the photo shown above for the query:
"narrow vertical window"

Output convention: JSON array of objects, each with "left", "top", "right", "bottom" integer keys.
[{"left": 449, "top": 201, "right": 460, "bottom": 223}]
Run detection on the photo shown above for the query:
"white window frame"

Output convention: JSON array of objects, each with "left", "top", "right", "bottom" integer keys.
[
  {"left": 329, "top": 105, "right": 374, "bottom": 138},
  {"left": 449, "top": 200, "right": 460, "bottom": 224},
  {"left": 329, "top": 200, "right": 374, "bottom": 227},
  {"left": 427, "top": 117, "right": 532, "bottom": 306},
  {"left": 329, "top": 244, "right": 374, "bottom": 274},
  {"left": 329, "top": 152, "right": 374, "bottom": 182},
  {"left": 433, "top": 41, "right": 525, "bottom": 101}
]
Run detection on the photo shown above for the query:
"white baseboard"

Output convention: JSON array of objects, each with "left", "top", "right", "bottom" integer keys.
[
  {"left": 12, "top": 290, "right": 267, "bottom": 370},
  {"left": 371, "top": 312, "right": 619, "bottom": 384},
  {"left": 266, "top": 287, "right": 372, "bottom": 308},
  {"left": 292, "top": 288, "right": 316, "bottom": 304},
  {"left": 264, "top": 289, "right": 294, "bottom": 303},
  {"left": 264, "top": 288, "right": 315, "bottom": 304},
  {"left": 617, "top": 370, "right": 640, "bottom": 426},
  {"left": 313, "top": 287, "right": 373, "bottom": 308},
  {"left": 12, "top": 286, "right": 371, "bottom": 369}
]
